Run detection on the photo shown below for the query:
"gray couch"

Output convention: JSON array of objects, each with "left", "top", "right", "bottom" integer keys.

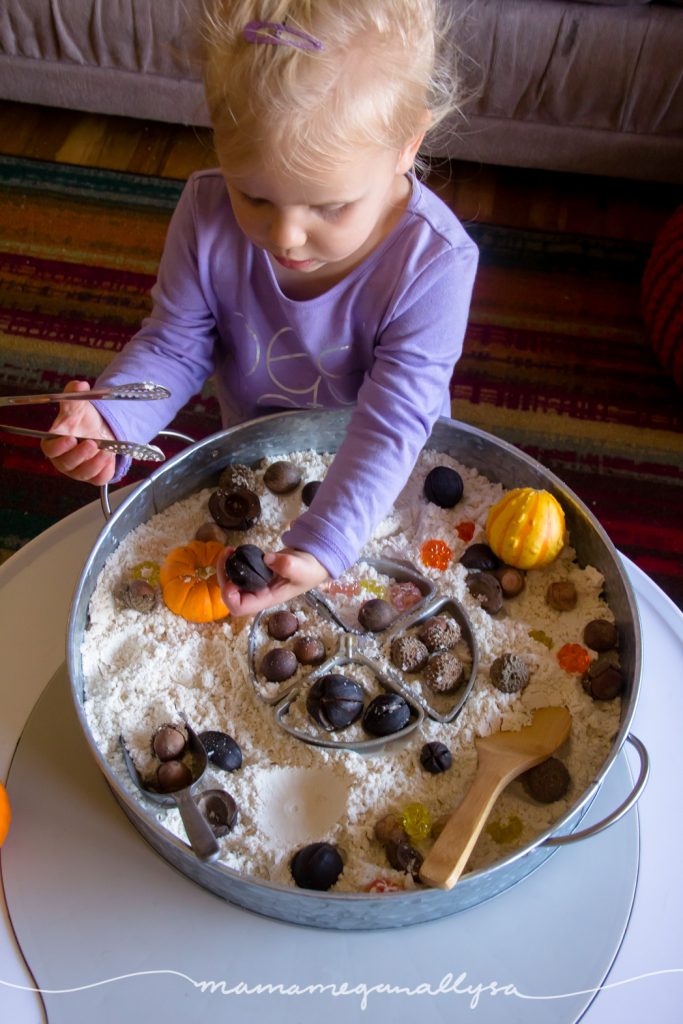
[{"left": 1, "top": 0, "right": 682, "bottom": 183}]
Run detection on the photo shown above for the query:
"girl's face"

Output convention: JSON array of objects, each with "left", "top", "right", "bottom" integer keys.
[{"left": 220, "top": 141, "right": 420, "bottom": 288}]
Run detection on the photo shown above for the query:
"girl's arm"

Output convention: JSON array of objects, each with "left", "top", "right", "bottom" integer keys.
[
  {"left": 281, "top": 238, "right": 479, "bottom": 579},
  {"left": 89, "top": 177, "right": 219, "bottom": 479}
]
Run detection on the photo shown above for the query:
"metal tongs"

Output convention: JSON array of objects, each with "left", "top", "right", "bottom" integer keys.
[{"left": 0, "top": 381, "right": 171, "bottom": 462}]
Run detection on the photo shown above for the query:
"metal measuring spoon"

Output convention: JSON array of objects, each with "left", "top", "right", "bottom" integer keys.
[{"left": 119, "top": 724, "right": 219, "bottom": 861}]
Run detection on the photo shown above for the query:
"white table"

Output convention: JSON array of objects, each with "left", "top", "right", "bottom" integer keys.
[{"left": 1, "top": 495, "right": 682, "bottom": 1023}]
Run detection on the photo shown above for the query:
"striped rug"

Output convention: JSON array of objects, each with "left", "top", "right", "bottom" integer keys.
[{"left": 1, "top": 155, "right": 681, "bottom": 607}]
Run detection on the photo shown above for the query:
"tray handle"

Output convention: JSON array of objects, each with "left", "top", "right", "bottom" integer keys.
[
  {"left": 542, "top": 734, "right": 649, "bottom": 847},
  {"left": 99, "top": 429, "right": 195, "bottom": 520}
]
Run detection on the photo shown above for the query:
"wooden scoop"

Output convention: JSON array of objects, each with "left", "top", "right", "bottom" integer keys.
[{"left": 420, "top": 706, "right": 571, "bottom": 890}]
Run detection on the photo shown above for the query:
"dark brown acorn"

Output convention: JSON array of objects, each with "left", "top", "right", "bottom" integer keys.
[
  {"left": 424, "top": 466, "right": 464, "bottom": 508},
  {"left": 306, "top": 674, "right": 365, "bottom": 731},
  {"left": 362, "top": 693, "right": 411, "bottom": 736},
  {"left": 209, "top": 486, "right": 261, "bottom": 530},
  {"left": 290, "top": 842, "right": 343, "bottom": 890},
  {"left": 263, "top": 460, "right": 302, "bottom": 494},
  {"left": 198, "top": 731, "right": 242, "bottom": 772},
  {"left": 227, "top": 544, "right": 274, "bottom": 591}
]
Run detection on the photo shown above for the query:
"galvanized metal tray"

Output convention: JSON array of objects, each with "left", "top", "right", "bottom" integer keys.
[{"left": 67, "top": 410, "right": 647, "bottom": 929}]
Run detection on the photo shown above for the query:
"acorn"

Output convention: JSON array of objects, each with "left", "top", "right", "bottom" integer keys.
[
  {"left": 417, "top": 615, "right": 461, "bottom": 653},
  {"left": 358, "top": 598, "right": 394, "bottom": 632},
  {"left": 493, "top": 565, "right": 526, "bottom": 599},
  {"left": 466, "top": 571, "right": 504, "bottom": 613},
  {"left": 209, "top": 486, "right": 261, "bottom": 530},
  {"left": 195, "top": 789, "right": 238, "bottom": 836},
  {"left": 306, "top": 674, "right": 364, "bottom": 731},
  {"left": 292, "top": 635, "right": 326, "bottom": 665},
  {"left": 156, "top": 760, "right": 192, "bottom": 792},
  {"left": 425, "top": 652, "right": 465, "bottom": 693},
  {"left": 301, "top": 480, "right": 322, "bottom": 506},
  {"left": 260, "top": 648, "right": 298, "bottom": 683},
  {"left": 198, "top": 730, "right": 242, "bottom": 772},
  {"left": 290, "top": 842, "right": 344, "bottom": 891},
  {"left": 546, "top": 580, "right": 578, "bottom": 611},
  {"left": 490, "top": 653, "right": 530, "bottom": 694},
  {"left": 362, "top": 693, "right": 411, "bottom": 736},
  {"left": 522, "top": 758, "right": 570, "bottom": 803},
  {"left": 195, "top": 521, "right": 229, "bottom": 545},
  {"left": 374, "top": 812, "right": 407, "bottom": 847},
  {"left": 420, "top": 741, "right": 452, "bottom": 774},
  {"left": 582, "top": 654, "right": 624, "bottom": 700},
  {"left": 116, "top": 578, "right": 157, "bottom": 613},
  {"left": 459, "top": 543, "right": 500, "bottom": 571},
  {"left": 263, "top": 461, "right": 302, "bottom": 494},
  {"left": 390, "top": 636, "right": 429, "bottom": 673},
  {"left": 226, "top": 544, "right": 274, "bottom": 591},
  {"left": 267, "top": 610, "right": 299, "bottom": 640},
  {"left": 152, "top": 724, "right": 186, "bottom": 762},
  {"left": 424, "top": 466, "right": 464, "bottom": 508},
  {"left": 217, "top": 464, "right": 256, "bottom": 492},
  {"left": 583, "top": 619, "right": 619, "bottom": 652}
]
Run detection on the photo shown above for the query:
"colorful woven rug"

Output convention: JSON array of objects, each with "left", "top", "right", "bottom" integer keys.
[{"left": 1, "top": 155, "right": 681, "bottom": 608}]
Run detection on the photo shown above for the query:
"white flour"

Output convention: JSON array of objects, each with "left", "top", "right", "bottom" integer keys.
[{"left": 82, "top": 449, "right": 622, "bottom": 891}]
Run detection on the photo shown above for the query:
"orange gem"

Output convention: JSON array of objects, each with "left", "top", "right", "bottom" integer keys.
[
  {"left": 557, "top": 643, "right": 591, "bottom": 674},
  {"left": 456, "top": 520, "right": 476, "bottom": 542},
  {"left": 420, "top": 538, "right": 453, "bottom": 571},
  {"left": 365, "top": 877, "right": 403, "bottom": 894},
  {"left": 0, "top": 782, "right": 11, "bottom": 847}
]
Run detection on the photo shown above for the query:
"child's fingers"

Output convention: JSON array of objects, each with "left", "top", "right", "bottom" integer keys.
[
  {"left": 264, "top": 549, "right": 328, "bottom": 588},
  {"left": 50, "top": 380, "right": 93, "bottom": 433},
  {"left": 43, "top": 438, "right": 115, "bottom": 483},
  {"left": 218, "top": 548, "right": 328, "bottom": 617},
  {"left": 224, "top": 578, "right": 301, "bottom": 616},
  {"left": 40, "top": 434, "right": 80, "bottom": 461}
]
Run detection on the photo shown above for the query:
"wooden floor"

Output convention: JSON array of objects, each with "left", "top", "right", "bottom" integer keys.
[{"left": 0, "top": 99, "right": 678, "bottom": 244}]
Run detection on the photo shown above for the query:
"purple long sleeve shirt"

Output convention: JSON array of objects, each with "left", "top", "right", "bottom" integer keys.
[{"left": 94, "top": 169, "right": 478, "bottom": 578}]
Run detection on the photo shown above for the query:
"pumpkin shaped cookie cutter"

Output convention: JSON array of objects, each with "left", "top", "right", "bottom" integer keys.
[
  {"left": 247, "top": 557, "right": 435, "bottom": 707},
  {"left": 246, "top": 558, "right": 476, "bottom": 751},
  {"left": 381, "top": 596, "right": 480, "bottom": 725},
  {"left": 309, "top": 557, "right": 436, "bottom": 634}
]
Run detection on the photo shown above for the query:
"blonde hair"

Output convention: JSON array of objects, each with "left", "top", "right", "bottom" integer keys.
[{"left": 201, "top": 0, "right": 460, "bottom": 178}]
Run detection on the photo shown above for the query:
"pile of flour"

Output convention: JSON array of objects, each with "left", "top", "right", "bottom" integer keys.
[{"left": 82, "top": 449, "right": 621, "bottom": 891}]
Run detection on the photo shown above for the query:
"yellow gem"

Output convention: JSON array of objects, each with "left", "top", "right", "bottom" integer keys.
[
  {"left": 401, "top": 802, "right": 432, "bottom": 841},
  {"left": 486, "top": 815, "right": 524, "bottom": 844},
  {"left": 360, "top": 578, "right": 388, "bottom": 599},
  {"left": 529, "top": 629, "right": 554, "bottom": 650},
  {"left": 131, "top": 560, "right": 161, "bottom": 587}
]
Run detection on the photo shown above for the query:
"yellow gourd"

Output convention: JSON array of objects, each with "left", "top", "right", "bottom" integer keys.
[
  {"left": 160, "top": 539, "right": 229, "bottom": 623},
  {"left": 486, "top": 488, "right": 566, "bottom": 569}
]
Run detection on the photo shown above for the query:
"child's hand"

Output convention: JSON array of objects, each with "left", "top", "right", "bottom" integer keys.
[
  {"left": 218, "top": 547, "right": 329, "bottom": 617},
  {"left": 40, "top": 380, "right": 117, "bottom": 484}
]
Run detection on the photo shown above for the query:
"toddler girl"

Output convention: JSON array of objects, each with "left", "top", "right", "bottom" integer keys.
[{"left": 42, "top": 0, "right": 478, "bottom": 615}]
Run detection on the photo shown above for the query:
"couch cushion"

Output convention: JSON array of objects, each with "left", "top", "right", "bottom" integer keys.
[
  {"left": 0, "top": 0, "right": 196, "bottom": 78},
  {"left": 451, "top": 0, "right": 683, "bottom": 139}
]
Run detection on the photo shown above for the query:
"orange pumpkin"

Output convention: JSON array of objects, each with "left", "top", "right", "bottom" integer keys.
[
  {"left": 0, "top": 782, "right": 11, "bottom": 847},
  {"left": 486, "top": 488, "right": 566, "bottom": 569},
  {"left": 160, "top": 539, "right": 229, "bottom": 623}
]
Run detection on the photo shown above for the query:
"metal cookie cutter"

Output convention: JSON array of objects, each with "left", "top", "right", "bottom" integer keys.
[
  {"left": 246, "top": 558, "right": 475, "bottom": 752},
  {"left": 308, "top": 556, "right": 436, "bottom": 634},
  {"left": 382, "top": 595, "right": 480, "bottom": 725},
  {"left": 274, "top": 632, "right": 425, "bottom": 754}
]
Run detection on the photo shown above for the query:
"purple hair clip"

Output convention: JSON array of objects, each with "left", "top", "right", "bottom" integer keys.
[{"left": 243, "top": 21, "right": 323, "bottom": 52}]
